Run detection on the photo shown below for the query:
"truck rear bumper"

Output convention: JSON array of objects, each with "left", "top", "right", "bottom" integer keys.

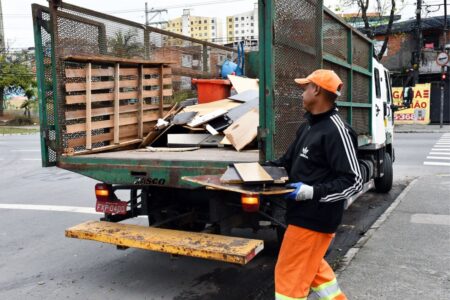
[{"left": 66, "top": 220, "right": 264, "bottom": 265}]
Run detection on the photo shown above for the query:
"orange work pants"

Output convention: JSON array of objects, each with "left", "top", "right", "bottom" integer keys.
[{"left": 275, "top": 225, "right": 347, "bottom": 300}]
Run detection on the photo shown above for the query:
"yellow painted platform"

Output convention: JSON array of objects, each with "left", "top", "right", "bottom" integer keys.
[{"left": 66, "top": 220, "right": 264, "bottom": 265}]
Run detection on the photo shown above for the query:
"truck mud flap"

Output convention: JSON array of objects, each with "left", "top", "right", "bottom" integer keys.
[{"left": 66, "top": 220, "right": 264, "bottom": 265}]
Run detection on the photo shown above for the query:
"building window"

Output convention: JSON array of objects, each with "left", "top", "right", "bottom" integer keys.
[
  {"left": 204, "top": 33, "right": 207, "bottom": 36},
  {"left": 251, "top": 30, "right": 254, "bottom": 33},
  {"left": 212, "top": 19, "right": 214, "bottom": 23},
  {"left": 229, "top": 18, "right": 232, "bottom": 22},
  {"left": 241, "top": 30, "right": 244, "bottom": 33},
  {"left": 204, "top": 26, "right": 207, "bottom": 29},
  {"left": 229, "top": 31, "right": 232, "bottom": 35},
  {"left": 191, "top": 21, "right": 193, "bottom": 25},
  {"left": 204, "top": 20, "right": 207, "bottom": 24},
  {"left": 241, "top": 17, "right": 244, "bottom": 20},
  {"left": 212, "top": 26, "right": 215, "bottom": 30},
  {"left": 235, "top": 17, "right": 238, "bottom": 21},
  {"left": 251, "top": 23, "right": 254, "bottom": 26},
  {"left": 229, "top": 25, "right": 232, "bottom": 28},
  {"left": 236, "top": 24, "right": 239, "bottom": 27},
  {"left": 251, "top": 16, "right": 254, "bottom": 20},
  {"left": 235, "top": 30, "right": 238, "bottom": 34},
  {"left": 212, "top": 32, "right": 215, "bottom": 36}
]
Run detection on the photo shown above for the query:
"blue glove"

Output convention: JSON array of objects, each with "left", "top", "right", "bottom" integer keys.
[{"left": 285, "top": 182, "right": 314, "bottom": 201}]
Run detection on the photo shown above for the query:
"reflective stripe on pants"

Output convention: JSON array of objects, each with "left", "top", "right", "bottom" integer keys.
[{"left": 310, "top": 278, "right": 345, "bottom": 300}]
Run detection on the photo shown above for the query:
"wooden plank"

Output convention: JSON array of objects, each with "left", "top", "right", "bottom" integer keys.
[
  {"left": 65, "top": 220, "right": 264, "bottom": 265},
  {"left": 158, "top": 65, "right": 164, "bottom": 117},
  {"left": 233, "top": 163, "right": 273, "bottom": 184},
  {"left": 182, "top": 99, "right": 241, "bottom": 116},
  {"left": 66, "top": 123, "right": 155, "bottom": 148},
  {"left": 66, "top": 139, "right": 143, "bottom": 156},
  {"left": 182, "top": 175, "right": 294, "bottom": 196},
  {"left": 65, "top": 67, "right": 114, "bottom": 78},
  {"left": 65, "top": 79, "right": 138, "bottom": 92},
  {"left": 143, "top": 89, "right": 173, "bottom": 98},
  {"left": 143, "top": 67, "right": 172, "bottom": 76},
  {"left": 139, "top": 104, "right": 180, "bottom": 148},
  {"left": 143, "top": 78, "right": 172, "bottom": 86},
  {"left": 137, "top": 64, "right": 144, "bottom": 139},
  {"left": 65, "top": 104, "right": 172, "bottom": 120},
  {"left": 220, "top": 166, "right": 288, "bottom": 184},
  {"left": 63, "top": 54, "right": 175, "bottom": 65},
  {"left": 66, "top": 91, "right": 139, "bottom": 105},
  {"left": 86, "top": 62, "right": 92, "bottom": 150},
  {"left": 66, "top": 112, "right": 160, "bottom": 134},
  {"left": 224, "top": 108, "right": 259, "bottom": 151},
  {"left": 227, "top": 75, "right": 259, "bottom": 93},
  {"left": 114, "top": 63, "right": 120, "bottom": 144}
]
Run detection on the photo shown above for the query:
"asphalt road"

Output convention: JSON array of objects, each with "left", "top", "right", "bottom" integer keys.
[{"left": 0, "top": 132, "right": 447, "bottom": 299}]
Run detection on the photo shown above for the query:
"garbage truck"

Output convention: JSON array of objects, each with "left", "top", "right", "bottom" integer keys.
[{"left": 32, "top": 0, "right": 394, "bottom": 265}]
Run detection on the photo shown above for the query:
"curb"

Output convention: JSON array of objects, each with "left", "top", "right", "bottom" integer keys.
[
  {"left": 335, "top": 178, "right": 419, "bottom": 276},
  {"left": 395, "top": 130, "right": 450, "bottom": 133}
]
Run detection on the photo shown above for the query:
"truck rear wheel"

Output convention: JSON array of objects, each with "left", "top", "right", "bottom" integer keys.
[{"left": 375, "top": 152, "right": 393, "bottom": 193}]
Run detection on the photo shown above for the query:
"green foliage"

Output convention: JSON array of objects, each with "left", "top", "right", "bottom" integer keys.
[{"left": 108, "top": 30, "right": 144, "bottom": 58}]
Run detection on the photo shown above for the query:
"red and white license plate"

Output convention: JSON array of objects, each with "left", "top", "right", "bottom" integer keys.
[{"left": 96, "top": 201, "right": 128, "bottom": 215}]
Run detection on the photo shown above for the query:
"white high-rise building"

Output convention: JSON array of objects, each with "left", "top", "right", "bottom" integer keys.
[{"left": 226, "top": 5, "right": 258, "bottom": 48}]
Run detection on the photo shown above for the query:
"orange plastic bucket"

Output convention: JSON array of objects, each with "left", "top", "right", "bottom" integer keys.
[{"left": 192, "top": 79, "right": 232, "bottom": 103}]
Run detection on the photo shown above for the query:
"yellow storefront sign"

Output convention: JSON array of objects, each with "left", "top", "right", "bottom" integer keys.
[{"left": 392, "top": 83, "right": 431, "bottom": 125}]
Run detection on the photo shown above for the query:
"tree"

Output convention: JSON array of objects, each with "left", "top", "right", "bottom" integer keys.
[
  {"left": 0, "top": 51, "right": 36, "bottom": 116},
  {"left": 332, "top": 0, "right": 404, "bottom": 61},
  {"left": 108, "top": 30, "right": 144, "bottom": 58}
]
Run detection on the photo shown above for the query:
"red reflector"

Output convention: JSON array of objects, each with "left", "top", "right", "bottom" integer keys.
[
  {"left": 95, "top": 183, "right": 111, "bottom": 202},
  {"left": 96, "top": 201, "right": 127, "bottom": 215},
  {"left": 241, "top": 194, "right": 260, "bottom": 212}
]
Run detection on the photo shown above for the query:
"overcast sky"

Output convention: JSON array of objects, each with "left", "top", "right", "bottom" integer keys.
[{"left": 0, "top": 0, "right": 442, "bottom": 49}]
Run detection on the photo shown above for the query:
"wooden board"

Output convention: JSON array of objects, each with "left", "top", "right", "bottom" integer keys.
[
  {"left": 182, "top": 99, "right": 241, "bottom": 116},
  {"left": 65, "top": 67, "right": 171, "bottom": 78},
  {"left": 227, "top": 75, "right": 259, "bottom": 93},
  {"left": 224, "top": 108, "right": 259, "bottom": 151},
  {"left": 220, "top": 166, "right": 288, "bottom": 184},
  {"left": 233, "top": 162, "right": 273, "bottom": 184},
  {"left": 182, "top": 175, "right": 294, "bottom": 196},
  {"left": 63, "top": 54, "right": 175, "bottom": 65},
  {"left": 228, "top": 89, "right": 259, "bottom": 103}
]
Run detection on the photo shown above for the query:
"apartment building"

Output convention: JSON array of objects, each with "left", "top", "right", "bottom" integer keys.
[
  {"left": 226, "top": 6, "right": 258, "bottom": 48},
  {"left": 162, "top": 9, "right": 223, "bottom": 45}
]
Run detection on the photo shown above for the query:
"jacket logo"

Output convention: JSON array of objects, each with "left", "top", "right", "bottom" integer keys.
[{"left": 300, "top": 147, "right": 309, "bottom": 159}]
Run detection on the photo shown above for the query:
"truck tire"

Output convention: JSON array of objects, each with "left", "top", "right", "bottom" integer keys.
[{"left": 375, "top": 152, "right": 393, "bottom": 193}]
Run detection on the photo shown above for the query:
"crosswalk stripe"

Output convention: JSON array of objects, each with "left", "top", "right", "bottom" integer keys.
[
  {"left": 434, "top": 145, "right": 450, "bottom": 148},
  {"left": 430, "top": 152, "right": 450, "bottom": 155},
  {"left": 426, "top": 156, "right": 450, "bottom": 160},
  {"left": 424, "top": 161, "right": 450, "bottom": 166},
  {"left": 432, "top": 148, "right": 450, "bottom": 151}
]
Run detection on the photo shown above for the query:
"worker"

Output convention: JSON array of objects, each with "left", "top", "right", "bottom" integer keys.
[{"left": 270, "top": 69, "right": 363, "bottom": 300}]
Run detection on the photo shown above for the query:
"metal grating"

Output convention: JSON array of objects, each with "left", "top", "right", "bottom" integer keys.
[
  {"left": 352, "top": 108, "right": 370, "bottom": 135},
  {"left": 272, "top": 0, "right": 323, "bottom": 158},
  {"left": 336, "top": 106, "right": 349, "bottom": 123},
  {"left": 323, "top": 61, "right": 348, "bottom": 101},
  {"left": 323, "top": 13, "right": 348, "bottom": 62},
  {"left": 352, "top": 72, "right": 370, "bottom": 103},
  {"left": 34, "top": 3, "right": 235, "bottom": 160},
  {"left": 352, "top": 34, "right": 370, "bottom": 69}
]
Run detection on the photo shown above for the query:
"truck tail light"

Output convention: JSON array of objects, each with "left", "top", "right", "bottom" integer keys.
[
  {"left": 95, "top": 183, "right": 111, "bottom": 202},
  {"left": 241, "top": 194, "right": 260, "bottom": 212}
]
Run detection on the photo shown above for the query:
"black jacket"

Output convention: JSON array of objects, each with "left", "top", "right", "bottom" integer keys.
[{"left": 272, "top": 107, "right": 363, "bottom": 233}]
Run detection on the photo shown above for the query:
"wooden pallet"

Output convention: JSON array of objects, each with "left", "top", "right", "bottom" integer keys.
[{"left": 62, "top": 55, "right": 174, "bottom": 155}]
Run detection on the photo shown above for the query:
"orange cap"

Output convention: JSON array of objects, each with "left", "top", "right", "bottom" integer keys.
[{"left": 294, "top": 69, "right": 344, "bottom": 96}]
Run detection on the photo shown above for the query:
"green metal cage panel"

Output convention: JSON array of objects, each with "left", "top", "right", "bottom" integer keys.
[
  {"left": 32, "top": 2, "right": 236, "bottom": 167},
  {"left": 259, "top": 1, "right": 373, "bottom": 161}
]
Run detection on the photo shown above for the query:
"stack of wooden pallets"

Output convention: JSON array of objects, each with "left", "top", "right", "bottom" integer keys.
[{"left": 62, "top": 55, "right": 174, "bottom": 155}]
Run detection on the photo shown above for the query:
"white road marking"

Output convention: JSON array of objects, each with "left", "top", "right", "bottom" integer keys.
[
  {"left": 410, "top": 214, "right": 450, "bottom": 226},
  {"left": 432, "top": 148, "right": 450, "bottom": 151},
  {"left": 10, "top": 149, "right": 40, "bottom": 152},
  {"left": 426, "top": 156, "right": 450, "bottom": 160},
  {"left": 0, "top": 203, "right": 101, "bottom": 215},
  {"left": 0, "top": 203, "right": 147, "bottom": 218},
  {"left": 434, "top": 145, "right": 450, "bottom": 148},
  {"left": 424, "top": 161, "right": 450, "bottom": 167},
  {"left": 430, "top": 152, "right": 450, "bottom": 155}
]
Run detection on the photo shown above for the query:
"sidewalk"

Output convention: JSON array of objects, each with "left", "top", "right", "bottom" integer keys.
[
  {"left": 395, "top": 124, "right": 450, "bottom": 133},
  {"left": 337, "top": 175, "right": 450, "bottom": 299}
]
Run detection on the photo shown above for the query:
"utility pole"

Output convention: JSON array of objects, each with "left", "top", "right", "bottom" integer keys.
[
  {"left": 414, "top": 0, "right": 422, "bottom": 85},
  {"left": 145, "top": 2, "right": 168, "bottom": 28},
  {"left": 442, "top": 0, "right": 448, "bottom": 128},
  {"left": 0, "top": 0, "right": 5, "bottom": 52}
]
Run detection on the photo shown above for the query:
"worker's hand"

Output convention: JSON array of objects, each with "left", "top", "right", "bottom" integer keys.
[{"left": 285, "top": 182, "right": 314, "bottom": 201}]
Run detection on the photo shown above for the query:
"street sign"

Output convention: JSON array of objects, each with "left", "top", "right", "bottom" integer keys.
[{"left": 436, "top": 52, "right": 449, "bottom": 66}]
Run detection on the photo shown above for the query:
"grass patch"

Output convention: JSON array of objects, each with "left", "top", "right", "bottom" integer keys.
[{"left": 0, "top": 126, "right": 39, "bottom": 135}]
